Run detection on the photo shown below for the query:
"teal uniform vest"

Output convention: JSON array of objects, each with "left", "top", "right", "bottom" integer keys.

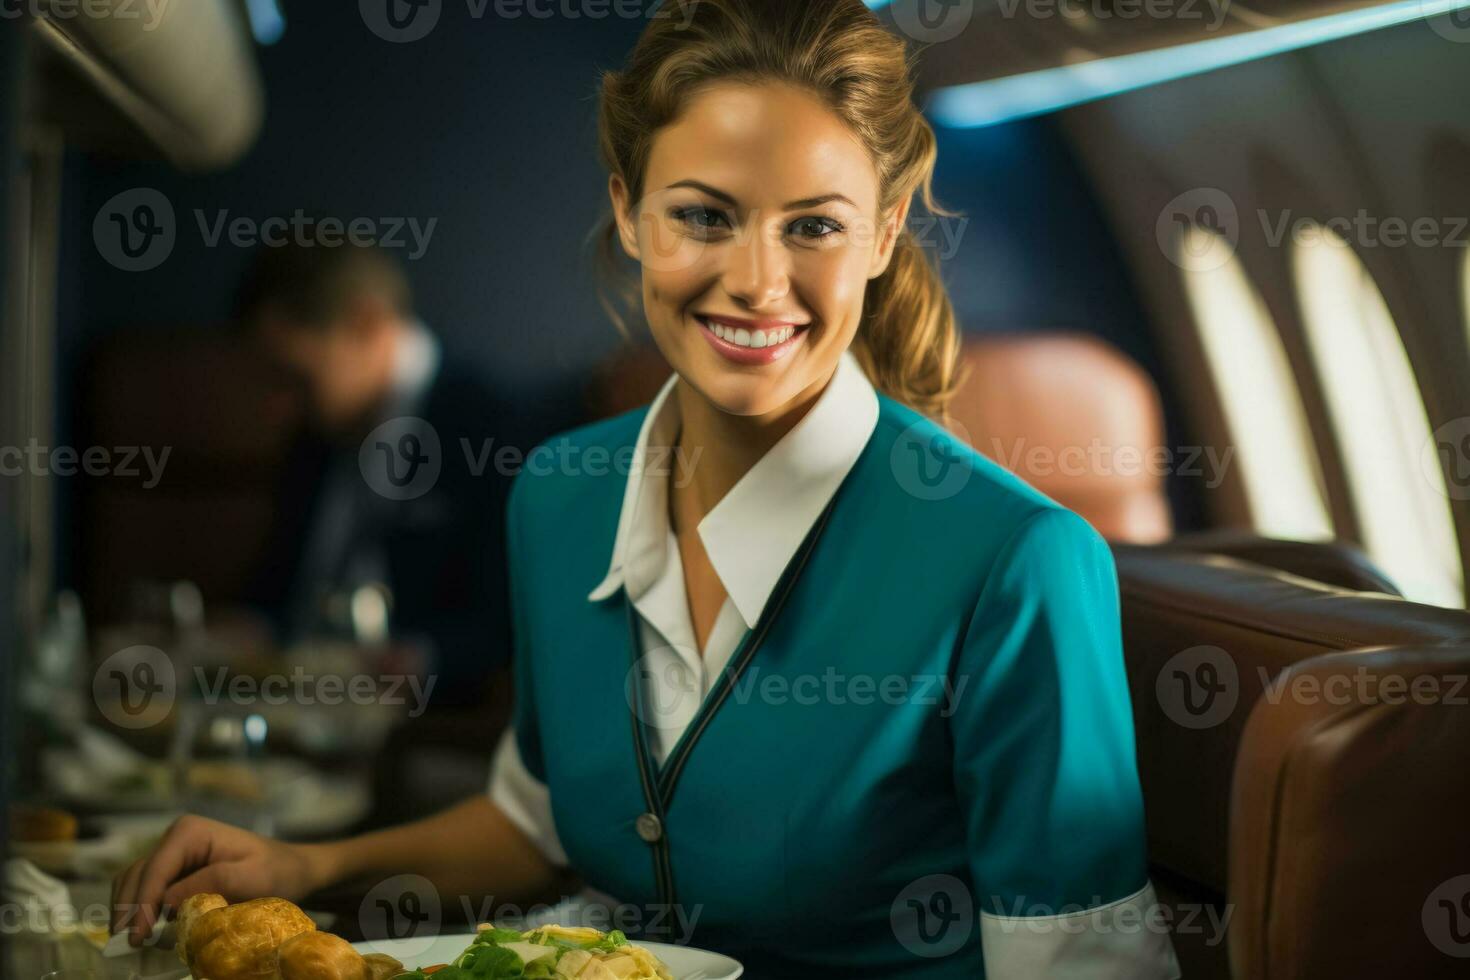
[{"left": 505, "top": 395, "right": 1150, "bottom": 978}]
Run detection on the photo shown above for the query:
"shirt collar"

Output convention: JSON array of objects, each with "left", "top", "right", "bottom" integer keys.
[{"left": 588, "top": 348, "right": 879, "bottom": 628}]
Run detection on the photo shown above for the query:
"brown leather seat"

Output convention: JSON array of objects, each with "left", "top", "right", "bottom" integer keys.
[
  {"left": 1158, "top": 529, "right": 1401, "bottom": 596},
  {"left": 1115, "top": 547, "right": 1470, "bottom": 978},
  {"left": 949, "top": 332, "right": 1174, "bottom": 543},
  {"left": 1230, "top": 645, "right": 1470, "bottom": 979}
]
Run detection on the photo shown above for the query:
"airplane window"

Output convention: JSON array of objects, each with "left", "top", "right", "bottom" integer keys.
[
  {"left": 1292, "top": 223, "right": 1465, "bottom": 608},
  {"left": 1175, "top": 225, "right": 1334, "bottom": 542}
]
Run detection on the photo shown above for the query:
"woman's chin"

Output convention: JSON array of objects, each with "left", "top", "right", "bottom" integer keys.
[
  {"left": 707, "top": 384, "right": 787, "bottom": 418},
  {"left": 685, "top": 369, "right": 795, "bottom": 418}
]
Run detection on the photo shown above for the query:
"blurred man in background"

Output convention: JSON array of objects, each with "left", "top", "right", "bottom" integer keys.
[{"left": 237, "top": 241, "right": 513, "bottom": 716}]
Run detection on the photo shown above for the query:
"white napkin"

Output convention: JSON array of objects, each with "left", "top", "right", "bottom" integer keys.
[
  {"left": 2, "top": 857, "right": 71, "bottom": 912},
  {"left": 102, "top": 917, "right": 170, "bottom": 958}
]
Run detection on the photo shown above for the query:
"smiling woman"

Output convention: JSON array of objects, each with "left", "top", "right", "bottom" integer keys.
[
  {"left": 111, "top": 3, "right": 1177, "bottom": 978},
  {"left": 604, "top": 81, "right": 923, "bottom": 419},
  {"left": 594, "top": 6, "right": 962, "bottom": 422}
]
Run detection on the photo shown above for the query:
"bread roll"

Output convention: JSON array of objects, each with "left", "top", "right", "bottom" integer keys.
[
  {"left": 9, "top": 805, "right": 78, "bottom": 843},
  {"left": 179, "top": 896, "right": 315, "bottom": 980}
]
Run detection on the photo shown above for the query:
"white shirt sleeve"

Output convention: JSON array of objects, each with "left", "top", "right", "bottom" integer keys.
[
  {"left": 487, "top": 727, "right": 569, "bottom": 868},
  {"left": 979, "top": 881, "right": 1182, "bottom": 978}
]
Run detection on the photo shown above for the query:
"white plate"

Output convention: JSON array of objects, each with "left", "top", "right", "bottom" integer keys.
[{"left": 352, "top": 932, "right": 743, "bottom": 980}]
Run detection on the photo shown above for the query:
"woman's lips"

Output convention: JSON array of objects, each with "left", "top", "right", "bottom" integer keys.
[{"left": 695, "top": 314, "right": 808, "bottom": 366}]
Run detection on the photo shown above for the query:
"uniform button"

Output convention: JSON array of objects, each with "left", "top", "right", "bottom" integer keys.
[{"left": 635, "top": 812, "right": 663, "bottom": 844}]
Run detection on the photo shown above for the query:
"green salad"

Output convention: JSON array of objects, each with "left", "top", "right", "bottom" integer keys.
[{"left": 395, "top": 925, "right": 673, "bottom": 980}]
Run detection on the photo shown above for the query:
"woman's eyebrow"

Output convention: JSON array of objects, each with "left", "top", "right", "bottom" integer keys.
[
  {"left": 783, "top": 193, "right": 857, "bottom": 210},
  {"left": 665, "top": 180, "right": 737, "bottom": 204},
  {"left": 664, "top": 180, "right": 856, "bottom": 211}
]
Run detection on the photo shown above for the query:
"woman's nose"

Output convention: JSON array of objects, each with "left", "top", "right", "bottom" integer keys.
[{"left": 721, "top": 220, "right": 790, "bottom": 309}]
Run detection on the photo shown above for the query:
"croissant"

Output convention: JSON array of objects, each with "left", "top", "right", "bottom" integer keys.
[
  {"left": 272, "top": 930, "right": 404, "bottom": 980},
  {"left": 176, "top": 894, "right": 315, "bottom": 980}
]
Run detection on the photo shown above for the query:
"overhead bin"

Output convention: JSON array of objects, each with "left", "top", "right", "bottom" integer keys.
[
  {"left": 870, "top": 0, "right": 1470, "bottom": 126},
  {"left": 27, "top": 0, "right": 265, "bottom": 170}
]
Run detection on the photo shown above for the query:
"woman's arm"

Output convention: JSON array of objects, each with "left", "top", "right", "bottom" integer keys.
[
  {"left": 310, "top": 795, "right": 569, "bottom": 903},
  {"left": 112, "top": 797, "right": 569, "bottom": 945},
  {"left": 949, "top": 507, "right": 1180, "bottom": 979}
]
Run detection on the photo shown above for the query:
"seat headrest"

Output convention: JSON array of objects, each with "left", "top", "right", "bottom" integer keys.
[{"left": 952, "top": 333, "right": 1172, "bottom": 543}]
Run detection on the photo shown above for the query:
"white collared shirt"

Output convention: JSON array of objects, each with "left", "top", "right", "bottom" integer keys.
[{"left": 488, "top": 350, "right": 879, "bottom": 866}]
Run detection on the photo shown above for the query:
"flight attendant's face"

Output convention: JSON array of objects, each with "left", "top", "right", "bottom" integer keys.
[{"left": 610, "top": 82, "right": 909, "bottom": 418}]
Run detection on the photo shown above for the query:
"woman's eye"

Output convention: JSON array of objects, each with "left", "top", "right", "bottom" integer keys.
[
  {"left": 672, "top": 207, "right": 730, "bottom": 232},
  {"left": 789, "top": 216, "right": 844, "bottom": 240}
]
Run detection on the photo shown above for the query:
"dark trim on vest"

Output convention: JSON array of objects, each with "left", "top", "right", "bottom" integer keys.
[
  {"left": 624, "top": 491, "right": 841, "bottom": 922},
  {"left": 626, "top": 603, "right": 678, "bottom": 922}
]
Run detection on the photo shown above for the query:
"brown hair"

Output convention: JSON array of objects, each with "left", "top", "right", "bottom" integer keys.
[
  {"left": 235, "top": 239, "right": 410, "bottom": 331},
  {"left": 594, "top": 0, "right": 963, "bottom": 417}
]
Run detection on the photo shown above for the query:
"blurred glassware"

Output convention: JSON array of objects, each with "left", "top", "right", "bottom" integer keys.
[
  {"left": 314, "top": 581, "right": 393, "bottom": 648},
  {"left": 25, "top": 590, "right": 89, "bottom": 736},
  {"left": 167, "top": 582, "right": 204, "bottom": 642},
  {"left": 347, "top": 583, "right": 391, "bottom": 648}
]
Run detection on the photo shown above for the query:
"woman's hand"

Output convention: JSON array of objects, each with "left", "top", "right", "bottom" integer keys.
[
  {"left": 111, "top": 798, "right": 574, "bottom": 949},
  {"left": 110, "top": 815, "right": 333, "bottom": 945}
]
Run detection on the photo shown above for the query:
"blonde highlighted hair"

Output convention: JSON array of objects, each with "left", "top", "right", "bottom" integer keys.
[{"left": 593, "top": 0, "right": 963, "bottom": 417}]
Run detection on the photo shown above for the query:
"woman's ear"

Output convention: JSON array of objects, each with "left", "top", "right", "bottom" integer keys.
[
  {"left": 868, "top": 195, "right": 913, "bottom": 279},
  {"left": 608, "top": 174, "right": 642, "bottom": 261}
]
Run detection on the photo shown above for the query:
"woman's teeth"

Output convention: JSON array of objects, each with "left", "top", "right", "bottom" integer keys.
[{"left": 707, "top": 322, "right": 797, "bottom": 349}]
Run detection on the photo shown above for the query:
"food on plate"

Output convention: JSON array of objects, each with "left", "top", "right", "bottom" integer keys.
[
  {"left": 277, "top": 931, "right": 405, "bottom": 980},
  {"left": 398, "top": 925, "right": 674, "bottom": 980},
  {"left": 176, "top": 893, "right": 315, "bottom": 980},
  {"left": 169, "top": 896, "right": 663, "bottom": 980},
  {"left": 174, "top": 893, "right": 404, "bottom": 980}
]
